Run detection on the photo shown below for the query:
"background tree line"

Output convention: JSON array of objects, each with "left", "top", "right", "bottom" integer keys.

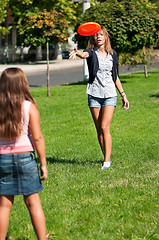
[
  {"left": 0, "top": 0, "right": 158, "bottom": 56},
  {"left": 74, "top": 0, "right": 159, "bottom": 77},
  {"left": 0, "top": 0, "right": 158, "bottom": 79}
]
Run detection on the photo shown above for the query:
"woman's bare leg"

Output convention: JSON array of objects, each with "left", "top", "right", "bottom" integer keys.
[
  {"left": 24, "top": 193, "right": 46, "bottom": 240},
  {"left": 90, "top": 106, "right": 115, "bottom": 163},
  {"left": 0, "top": 195, "right": 14, "bottom": 240},
  {"left": 89, "top": 107, "right": 105, "bottom": 156},
  {"left": 101, "top": 106, "right": 115, "bottom": 162}
]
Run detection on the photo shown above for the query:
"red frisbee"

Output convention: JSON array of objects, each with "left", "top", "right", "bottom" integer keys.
[{"left": 77, "top": 22, "right": 101, "bottom": 36}]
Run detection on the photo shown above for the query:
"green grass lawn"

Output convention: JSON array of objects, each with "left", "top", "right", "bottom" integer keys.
[{"left": 7, "top": 70, "right": 159, "bottom": 240}]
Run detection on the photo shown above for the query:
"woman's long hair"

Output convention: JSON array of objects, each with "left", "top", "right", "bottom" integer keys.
[
  {"left": 0, "top": 67, "right": 35, "bottom": 140},
  {"left": 87, "top": 25, "right": 113, "bottom": 55}
]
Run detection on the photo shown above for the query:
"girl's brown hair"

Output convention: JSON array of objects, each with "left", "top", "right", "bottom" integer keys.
[
  {"left": 0, "top": 67, "right": 35, "bottom": 140},
  {"left": 87, "top": 25, "right": 113, "bottom": 55}
]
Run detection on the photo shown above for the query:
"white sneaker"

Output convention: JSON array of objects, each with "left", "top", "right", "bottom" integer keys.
[{"left": 101, "top": 160, "right": 111, "bottom": 170}]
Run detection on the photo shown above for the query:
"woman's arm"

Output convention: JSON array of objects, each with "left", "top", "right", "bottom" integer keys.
[
  {"left": 69, "top": 47, "right": 89, "bottom": 59},
  {"left": 29, "top": 103, "right": 48, "bottom": 180},
  {"left": 116, "top": 76, "right": 129, "bottom": 110}
]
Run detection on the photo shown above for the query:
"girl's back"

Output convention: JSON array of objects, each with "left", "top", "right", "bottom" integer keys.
[{"left": 0, "top": 100, "right": 34, "bottom": 154}]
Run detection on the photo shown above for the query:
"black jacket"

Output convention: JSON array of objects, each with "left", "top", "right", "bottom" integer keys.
[{"left": 83, "top": 48, "right": 119, "bottom": 84}]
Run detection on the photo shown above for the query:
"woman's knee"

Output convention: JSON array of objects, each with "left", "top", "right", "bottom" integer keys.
[
  {"left": 101, "top": 125, "right": 110, "bottom": 135},
  {"left": 24, "top": 193, "right": 41, "bottom": 209},
  {"left": 0, "top": 195, "right": 14, "bottom": 209}
]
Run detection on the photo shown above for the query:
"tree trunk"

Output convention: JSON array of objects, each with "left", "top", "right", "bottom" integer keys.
[
  {"left": 20, "top": 46, "right": 24, "bottom": 62},
  {"left": 3, "top": 4, "right": 9, "bottom": 63},
  {"left": 56, "top": 42, "right": 62, "bottom": 60},
  {"left": 46, "top": 41, "right": 50, "bottom": 97},
  {"left": 36, "top": 46, "right": 42, "bottom": 61},
  {"left": 144, "top": 64, "right": 148, "bottom": 78},
  {"left": 12, "top": 24, "right": 16, "bottom": 62},
  {"left": 143, "top": 46, "right": 148, "bottom": 77}
]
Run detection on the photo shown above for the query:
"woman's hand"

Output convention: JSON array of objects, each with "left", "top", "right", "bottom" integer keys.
[
  {"left": 122, "top": 95, "right": 129, "bottom": 110},
  {"left": 40, "top": 164, "right": 48, "bottom": 181},
  {"left": 69, "top": 47, "right": 77, "bottom": 60}
]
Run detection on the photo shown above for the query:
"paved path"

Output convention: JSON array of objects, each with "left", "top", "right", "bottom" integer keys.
[
  {"left": 1, "top": 58, "right": 159, "bottom": 74},
  {"left": 119, "top": 61, "right": 159, "bottom": 74},
  {"left": 26, "top": 66, "right": 83, "bottom": 88},
  {"left": 0, "top": 59, "right": 83, "bottom": 74}
]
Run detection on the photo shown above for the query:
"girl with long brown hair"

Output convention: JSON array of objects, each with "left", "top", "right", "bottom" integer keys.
[
  {"left": 69, "top": 26, "right": 129, "bottom": 169},
  {"left": 0, "top": 68, "right": 48, "bottom": 240}
]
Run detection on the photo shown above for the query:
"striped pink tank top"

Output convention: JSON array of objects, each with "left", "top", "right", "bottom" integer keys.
[{"left": 0, "top": 100, "right": 34, "bottom": 154}]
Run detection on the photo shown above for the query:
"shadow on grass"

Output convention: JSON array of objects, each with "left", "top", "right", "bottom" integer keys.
[
  {"left": 65, "top": 81, "right": 87, "bottom": 86},
  {"left": 130, "top": 70, "right": 159, "bottom": 76},
  {"left": 120, "top": 80, "right": 128, "bottom": 83},
  {"left": 147, "top": 71, "right": 159, "bottom": 74},
  {"left": 29, "top": 84, "right": 41, "bottom": 88},
  {"left": 46, "top": 156, "right": 101, "bottom": 165},
  {"left": 6, "top": 237, "right": 29, "bottom": 240},
  {"left": 149, "top": 93, "right": 159, "bottom": 98}
]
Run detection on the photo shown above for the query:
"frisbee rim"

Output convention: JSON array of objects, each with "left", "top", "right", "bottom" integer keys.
[{"left": 77, "top": 22, "right": 101, "bottom": 36}]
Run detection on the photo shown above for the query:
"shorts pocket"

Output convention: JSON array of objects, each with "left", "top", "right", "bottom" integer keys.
[
  {"left": 20, "top": 160, "right": 39, "bottom": 181},
  {"left": 0, "top": 165, "right": 12, "bottom": 182}
]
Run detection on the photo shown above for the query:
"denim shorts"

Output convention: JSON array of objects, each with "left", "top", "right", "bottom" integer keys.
[
  {"left": 88, "top": 95, "right": 117, "bottom": 108},
  {"left": 0, "top": 152, "right": 43, "bottom": 195}
]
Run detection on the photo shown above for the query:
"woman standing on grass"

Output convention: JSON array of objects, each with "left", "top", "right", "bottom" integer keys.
[
  {"left": 69, "top": 25, "right": 129, "bottom": 169},
  {"left": 0, "top": 68, "right": 48, "bottom": 240}
]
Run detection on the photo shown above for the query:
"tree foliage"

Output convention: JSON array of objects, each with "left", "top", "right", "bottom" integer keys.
[
  {"left": 9, "top": 0, "right": 33, "bottom": 21},
  {"left": 18, "top": 8, "right": 69, "bottom": 47},
  {"left": 149, "top": 0, "right": 159, "bottom": 12},
  {"left": 74, "top": 0, "right": 159, "bottom": 54},
  {"left": 0, "top": 0, "right": 81, "bottom": 42},
  {"left": 0, "top": 0, "right": 10, "bottom": 37},
  {"left": 0, "top": 0, "right": 33, "bottom": 39},
  {"left": 32, "top": 0, "right": 78, "bottom": 27}
]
